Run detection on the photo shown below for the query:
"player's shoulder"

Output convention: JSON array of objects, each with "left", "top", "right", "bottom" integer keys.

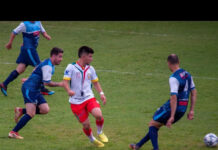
[
  {"left": 41, "top": 58, "right": 53, "bottom": 67},
  {"left": 66, "top": 63, "right": 76, "bottom": 69}
]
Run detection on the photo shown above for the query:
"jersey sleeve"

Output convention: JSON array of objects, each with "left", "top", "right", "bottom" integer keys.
[
  {"left": 190, "top": 76, "right": 195, "bottom": 90},
  {"left": 90, "top": 66, "right": 98, "bottom": 83},
  {"left": 63, "top": 64, "right": 73, "bottom": 80},
  {"left": 39, "top": 22, "right": 46, "bottom": 33},
  {"left": 13, "top": 22, "right": 26, "bottom": 35},
  {"left": 42, "top": 65, "right": 52, "bottom": 83},
  {"left": 169, "top": 77, "right": 179, "bottom": 96}
]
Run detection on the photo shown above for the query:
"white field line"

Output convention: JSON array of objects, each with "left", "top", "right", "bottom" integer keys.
[
  {"left": 45, "top": 25, "right": 168, "bottom": 37},
  {"left": 0, "top": 62, "right": 218, "bottom": 81}
]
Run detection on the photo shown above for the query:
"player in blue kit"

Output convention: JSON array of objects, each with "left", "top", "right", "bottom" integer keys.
[
  {"left": 8, "top": 47, "right": 64, "bottom": 139},
  {"left": 129, "top": 54, "right": 197, "bottom": 150},
  {"left": 0, "top": 21, "right": 54, "bottom": 96}
]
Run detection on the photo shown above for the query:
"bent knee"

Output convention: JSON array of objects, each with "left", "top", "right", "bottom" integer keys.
[{"left": 40, "top": 106, "right": 50, "bottom": 114}]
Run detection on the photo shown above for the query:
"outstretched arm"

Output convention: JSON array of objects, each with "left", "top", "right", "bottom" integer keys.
[
  {"left": 187, "top": 89, "right": 197, "bottom": 120},
  {"left": 93, "top": 81, "right": 106, "bottom": 105},
  {"left": 44, "top": 81, "right": 63, "bottom": 87},
  {"left": 5, "top": 33, "right": 16, "bottom": 50}
]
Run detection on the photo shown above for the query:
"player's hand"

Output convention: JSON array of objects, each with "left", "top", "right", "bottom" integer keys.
[
  {"left": 5, "top": 42, "right": 12, "bottom": 50},
  {"left": 187, "top": 110, "right": 194, "bottom": 120},
  {"left": 100, "top": 94, "right": 106, "bottom": 105},
  {"left": 166, "top": 117, "right": 174, "bottom": 128},
  {"left": 68, "top": 90, "right": 75, "bottom": 97},
  {"left": 45, "top": 35, "right": 51, "bottom": 40},
  {"left": 21, "top": 78, "right": 28, "bottom": 84}
]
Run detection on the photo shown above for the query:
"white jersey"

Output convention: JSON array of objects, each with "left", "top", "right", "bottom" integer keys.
[{"left": 63, "top": 62, "right": 99, "bottom": 104}]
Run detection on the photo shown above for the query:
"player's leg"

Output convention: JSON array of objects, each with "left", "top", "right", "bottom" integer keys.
[
  {"left": 9, "top": 103, "right": 36, "bottom": 139},
  {"left": 70, "top": 102, "right": 104, "bottom": 147},
  {"left": 88, "top": 99, "right": 108, "bottom": 143},
  {"left": 0, "top": 63, "right": 26, "bottom": 96},
  {"left": 37, "top": 103, "right": 50, "bottom": 114}
]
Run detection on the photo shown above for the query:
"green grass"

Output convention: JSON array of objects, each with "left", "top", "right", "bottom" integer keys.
[{"left": 0, "top": 21, "right": 218, "bottom": 150}]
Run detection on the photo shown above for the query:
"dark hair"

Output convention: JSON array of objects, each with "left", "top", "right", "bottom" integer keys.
[
  {"left": 78, "top": 46, "right": 94, "bottom": 58},
  {"left": 50, "top": 47, "right": 64, "bottom": 56},
  {"left": 167, "top": 54, "right": 179, "bottom": 64}
]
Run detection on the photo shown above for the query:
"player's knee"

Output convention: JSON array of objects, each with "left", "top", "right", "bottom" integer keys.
[
  {"left": 95, "top": 114, "right": 103, "bottom": 121},
  {"left": 41, "top": 106, "right": 50, "bottom": 114},
  {"left": 27, "top": 112, "right": 35, "bottom": 118},
  {"left": 82, "top": 122, "right": 90, "bottom": 129}
]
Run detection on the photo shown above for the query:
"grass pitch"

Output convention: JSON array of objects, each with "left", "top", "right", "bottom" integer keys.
[{"left": 0, "top": 21, "right": 218, "bottom": 150}]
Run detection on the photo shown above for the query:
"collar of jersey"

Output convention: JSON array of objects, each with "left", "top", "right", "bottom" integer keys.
[{"left": 76, "top": 61, "right": 88, "bottom": 70}]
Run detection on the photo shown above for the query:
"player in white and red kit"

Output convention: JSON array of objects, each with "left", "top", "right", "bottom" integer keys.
[{"left": 63, "top": 46, "right": 108, "bottom": 148}]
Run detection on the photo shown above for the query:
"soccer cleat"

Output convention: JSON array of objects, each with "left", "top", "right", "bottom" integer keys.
[
  {"left": 98, "top": 132, "right": 108, "bottom": 143},
  {"left": 8, "top": 131, "right": 24, "bottom": 139},
  {"left": 14, "top": 107, "right": 23, "bottom": 123},
  {"left": 0, "top": 83, "right": 7, "bottom": 96},
  {"left": 129, "top": 144, "right": 140, "bottom": 150},
  {"left": 92, "top": 139, "right": 104, "bottom": 147},
  {"left": 41, "top": 88, "right": 55, "bottom": 95}
]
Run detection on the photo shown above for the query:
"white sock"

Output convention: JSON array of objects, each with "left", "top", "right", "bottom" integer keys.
[
  {"left": 88, "top": 133, "right": 96, "bottom": 142},
  {"left": 97, "top": 125, "right": 103, "bottom": 135}
]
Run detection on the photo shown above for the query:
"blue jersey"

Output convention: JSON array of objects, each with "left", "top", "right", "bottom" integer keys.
[
  {"left": 23, "top": 58, "right": 54, "bottom": 91},
  {"left": 163, "top": 68, "right": 195, "bottom": 112},
  {"left": 13, "top": 21, "right": 46, "bottom": 49}
]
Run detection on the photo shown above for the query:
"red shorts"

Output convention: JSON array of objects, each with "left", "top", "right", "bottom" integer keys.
[{"left": 70, "top": 98, "right": 100, "bottom": 123}]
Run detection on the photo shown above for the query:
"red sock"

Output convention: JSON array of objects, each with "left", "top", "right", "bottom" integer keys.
[
  {"left": 96, "top": 117, "right": 104, "bottom": 126},
  {"left": 83, "top": 128, "right": 92, "bottom": 136},
  {"left": 96, "top": 118, "right": 104, "bottom": 134}
]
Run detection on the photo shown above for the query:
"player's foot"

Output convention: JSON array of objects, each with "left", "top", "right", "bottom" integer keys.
[
  {"left": 8, "top": 131, "right": 24, "bottom": 139},
  {"left": 41, "top": 88, "right": 55, "bottom": 95},
  {"left": 129, "top": 144, "right": 140, "bottom": 150},
  {"left": 14, "top": 107, "right": 23, "bottom": 123},
  {"left": 0, "top": 83, "right": 7, "bottom": 96},
  {"left": 98, "top": 132, "right": 108, "bottom": 143},
  {"left": 92, "top": 139, "right": 104, "bottom": 147}
]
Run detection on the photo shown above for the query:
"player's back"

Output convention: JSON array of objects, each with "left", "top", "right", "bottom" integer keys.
[
  {"left": 164, "top": 68, "right": 195, "bottom": 112},
  {"left": 23, "top": 59, "right": 54, "bottom": 91}
]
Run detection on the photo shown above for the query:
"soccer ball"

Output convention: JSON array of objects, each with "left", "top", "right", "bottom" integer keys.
[{"left": 204, "top": 133, "right": 218, "bottom": 147}]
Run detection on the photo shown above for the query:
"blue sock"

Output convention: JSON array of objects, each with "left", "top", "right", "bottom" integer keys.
[
  {"left": 13, "top": 114, "right": 32, "bottom": 132},
  {"left": 136, "top": 132, "right": 150, "bottom": 147},
  {"left": 3, "top": 70, "right": 19, "bottom": 87},
  {"left": 149, "top": 126, "right": 159, "bottom": 150},
  {"left": 22, "top": 108, "right": 26, "bottom": 114},
  {"left": 41, "top": 84, "right": 46, "bottom": 90}
]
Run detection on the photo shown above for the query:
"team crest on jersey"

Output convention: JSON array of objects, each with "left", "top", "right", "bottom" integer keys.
[
  {"left": 65, "top": 70, "right": 69, "bottom": 75},
  {"left": 179, "top": 71, "right": 188, "bottom": 79},
  {"left": 87, "top": 73, "right": 91, "bottom": 80}
]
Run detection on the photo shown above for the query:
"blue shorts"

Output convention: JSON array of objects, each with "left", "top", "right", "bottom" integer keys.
[
  {"left": 21, "top": 86, "right": 47, "bottom": 105},
  {"left": 16, "top": 46, "right": 41, "bottom": 67},
  {"left": 153, "top": 105, "right": 185, "bottom": 125}
]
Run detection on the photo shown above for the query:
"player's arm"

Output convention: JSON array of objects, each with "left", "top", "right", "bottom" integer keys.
[
  {"left": 5, "top": 22, "right": 25, "bottom": 50},
  {"left": 62, "top": 79, "right": 75, "bottom": 96},
  {"left": 5, "top": 33, "right": 16, "bottom": 50},
  {"left": 93, "top": 81, "right": 106, "bottom": 105},
  {"left": 91, "top": 66, "right": 106, "bottom": 105},
  {"left": 44, "top": 81, "right": 63, "bottom": 87},
  {"left": 62, "top": 65, "right": 75, "bottom": 96},
  {"left": 166, "top": 77, "right": 179, "bottom": 128},
  {"left": 42, "top": 65, "right": 63, "bottom": 87},
  {"left": 166, "top": 95, "right": 177, "bottom": 128},
  {"left": 187, "top": 77, "right": 197, "bottom": 120},
  {"left": 40, "top": 22, "right": 51, "bottom": 40}
]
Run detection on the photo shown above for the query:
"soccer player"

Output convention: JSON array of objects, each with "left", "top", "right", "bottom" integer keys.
[
  {"left": 0, "top": 21, "right": 54, "bottom": 96},
  {"left": 129, "top": 54, "right": 197, "bottom": 150},
  {"left": 63, "top": 46, "right": 108, "bottom": 148},
  {"left": 8, "top": 47, "right": 64, "bottom": 139}
]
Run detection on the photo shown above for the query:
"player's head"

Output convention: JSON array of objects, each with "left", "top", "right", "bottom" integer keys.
[
  {"left": 50, "top": 47, "right": 64, "bottom": 65},
  {"left": 167, "top": 54, "right": 180, "bottom": 72},
  {"left": 78, "top": 46, "right": 94, "bottom": 65}
]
